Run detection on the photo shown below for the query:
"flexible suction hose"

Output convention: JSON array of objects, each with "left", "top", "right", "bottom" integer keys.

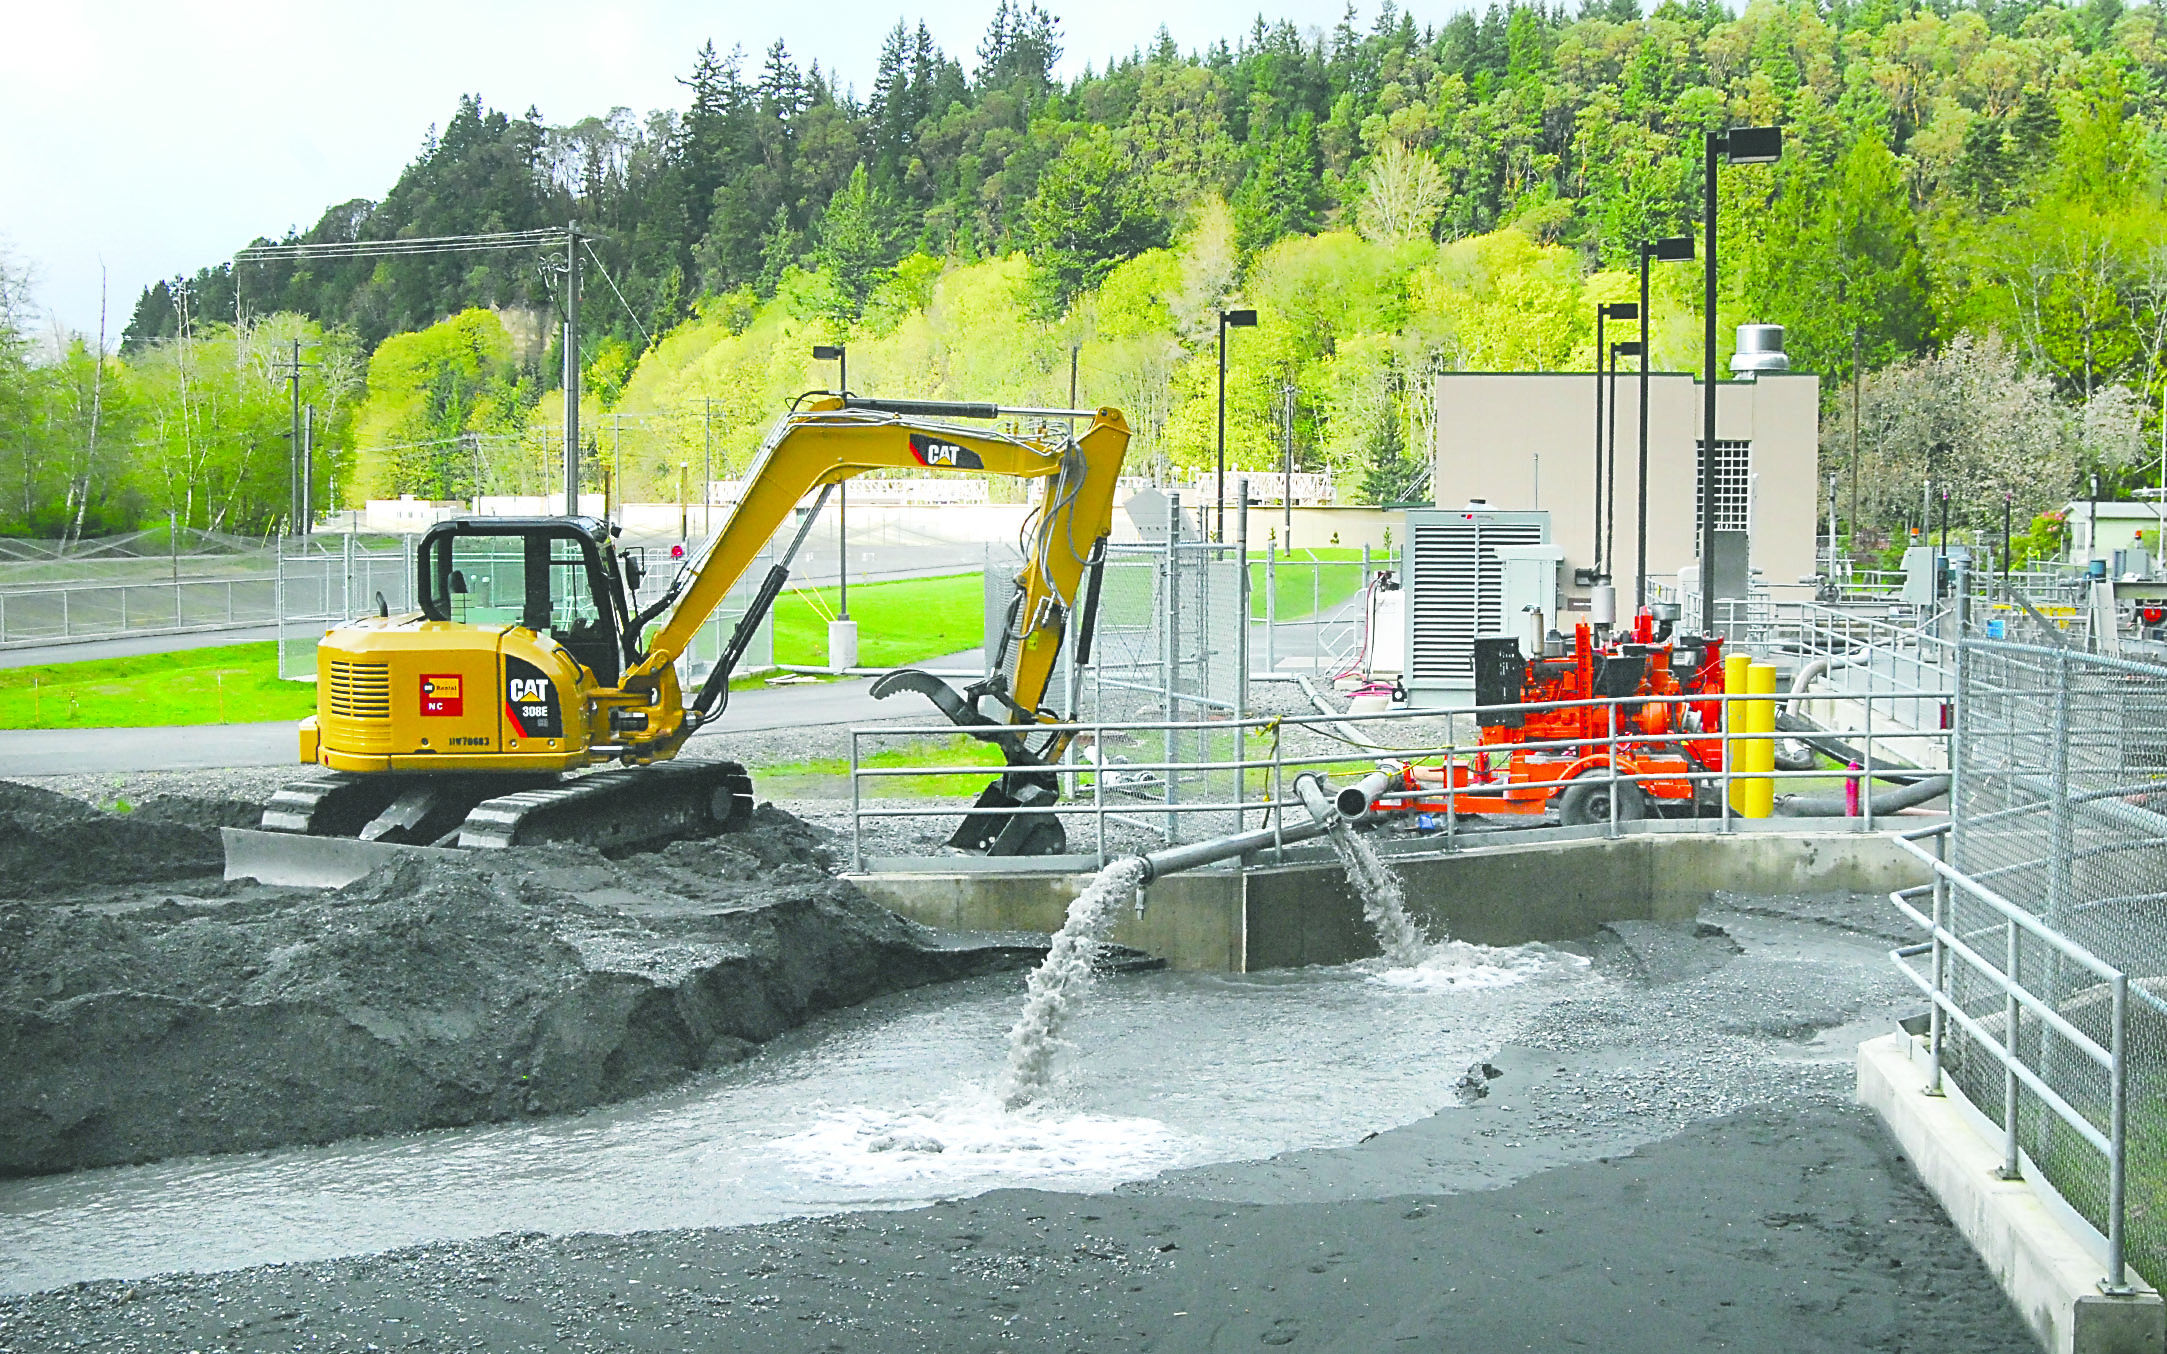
[{"left": 1772, "top": 774, "right": 1950, "bottom": 818}]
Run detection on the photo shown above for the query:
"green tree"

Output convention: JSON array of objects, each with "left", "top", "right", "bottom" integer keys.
[
  {"left": 1021, "top": 131, "right": 1167, "bottom": 315},
  {"left": 814, "top": 165, "right": 905, "bottom": 323},
  {"left": 1748, "top": 131, "right": 1931, "bottom": 386}
]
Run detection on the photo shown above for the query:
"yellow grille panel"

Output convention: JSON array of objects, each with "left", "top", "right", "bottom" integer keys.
[{"left": 327, "top": 661, "right": 391, "bottom": 718}]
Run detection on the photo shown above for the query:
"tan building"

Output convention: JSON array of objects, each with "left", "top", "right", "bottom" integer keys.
[{"left": 1432, "top": 371, "right": 1822, "bottom": 615}]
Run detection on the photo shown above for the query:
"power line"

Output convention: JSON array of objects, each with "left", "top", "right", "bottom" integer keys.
[
  {"left": 581, "top": 240, "right": 652, "bottom": 349},
  {"left": 234, "top": 229, "right": 563, "bottom": 264}
]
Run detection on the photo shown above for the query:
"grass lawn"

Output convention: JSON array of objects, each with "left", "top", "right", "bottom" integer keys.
[
  {"left": 0, "top": 643, "right": 314, "bottom": 729},
  {"left": 754, "top": 734, "right": 1006, "bottom": 798},
  {"left": 1254, "top": 548, "right": 1374, "bottom": 620},
  {"left": 770, "top": 572, "right": 982, "bottom": 667},
  {"left": 0, "top": 575, "right": 984, "bottom": 731}
]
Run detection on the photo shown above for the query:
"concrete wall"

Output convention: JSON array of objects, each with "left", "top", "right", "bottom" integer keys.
[
  {"left": 854, "top": 825, "right": 1929, "bottom": 972},
  {"left": 1432, "top": 372, "right": 1822, "bottom": 612}
]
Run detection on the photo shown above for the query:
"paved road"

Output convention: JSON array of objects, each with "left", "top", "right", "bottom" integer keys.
[
  {"left": 0, "top": 625, "right": 283, "bottom": 669},
  {"left": 0, "top": 650, "right": 988, "bottom": 777}
]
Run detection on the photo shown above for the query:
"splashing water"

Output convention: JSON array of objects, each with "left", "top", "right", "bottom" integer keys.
[
  {"left": 1323, "top": 823, "right": 1427, "bottom": 965},
  {"left": 999, "top": 855, "right": 1152, "bottom": 1109}
]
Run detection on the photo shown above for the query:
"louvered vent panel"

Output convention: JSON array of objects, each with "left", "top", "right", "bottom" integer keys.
[
  {"left": 1407, "top": 520, "right": 1544, "bottom": 682},
  {"left": 327, "top": 661, "right": 391, "bottom": 720}
]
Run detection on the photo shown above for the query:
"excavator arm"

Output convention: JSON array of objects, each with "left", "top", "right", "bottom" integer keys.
[{"left": 621, "top": 396, "right": 1131, "bottom": 772}]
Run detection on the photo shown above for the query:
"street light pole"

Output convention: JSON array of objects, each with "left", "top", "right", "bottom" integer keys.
[
  {"left": 1637, "top": 235, "right": 1693, "bottom": 610},
  {"left": 1698, "top": 127, "right": 1781, "bottom": 621},
  {"left": 1609, "top": 338, "right": 1641, "bottom": 584},
  {"left": 1701, "top": 135, "right": 1719, "bottom": 596},
  {"left": 1215, "top": 308, "right": 1257, "bottom": 541},
  {"left": 1594, "top": 302, "right": 1638, "bottom": 579},
  {"left": 1595, "top": 303, "right": 1607, "bottom": 572}
]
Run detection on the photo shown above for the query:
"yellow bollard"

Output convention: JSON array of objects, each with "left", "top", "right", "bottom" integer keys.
[
  {"left": 1744, "top": 661, "right": 1778, "bottom": 818},
  {"left": 1724, "top": 652, "right": 1752, "bottom": 813}
]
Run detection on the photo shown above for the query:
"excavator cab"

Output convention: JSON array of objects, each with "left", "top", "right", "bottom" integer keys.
[{"left": 419, "top": 517, "right": 632, "bottom": 687}]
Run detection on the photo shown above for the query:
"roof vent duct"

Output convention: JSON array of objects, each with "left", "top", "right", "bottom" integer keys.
[{"left": 1731, "top": 324, "right": 1789, "bottom": 379}]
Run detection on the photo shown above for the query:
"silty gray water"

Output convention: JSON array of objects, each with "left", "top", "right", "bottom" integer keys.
[
  {"left": 999, "top": 856, "right": 1151, "bottom": 1109},
  {"left": 1323, "top": 823, "right": 1428, "bottom": 965},
  {"left": 1002, "top": 824, "right": 1427, "bottom": 1110},
  {"left": 0, "top": 941, "right": 1588, "bottom": 1294}
]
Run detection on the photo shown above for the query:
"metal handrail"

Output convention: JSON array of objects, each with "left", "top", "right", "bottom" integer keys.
[
  {"left": 847, "top": 684, "right": 1953, "bottom": 870},
  {"left": 1889, "top": 821, "right": 2134, "bottom": 1294}
]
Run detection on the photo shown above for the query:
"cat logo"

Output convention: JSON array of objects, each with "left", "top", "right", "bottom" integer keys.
[
  {"left": 909, "top": 434, "right": 983, "bottom": 470},
  {"left": 419, "top": 674, "right": 464, "bottom": 717},
  {"left": 503, "top": 657, "right": 564, "bottom": 739}
]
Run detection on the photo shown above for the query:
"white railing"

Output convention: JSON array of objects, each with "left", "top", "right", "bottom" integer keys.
[
  {"left": 1888, "top": 820, "right": 2155, "bottom": 1294},
  {"left": 844, "top": 685, "right": 1951, "bottom": 872},
  {"left": 0, "top": 576, "right": 279, "bottom": 647}
]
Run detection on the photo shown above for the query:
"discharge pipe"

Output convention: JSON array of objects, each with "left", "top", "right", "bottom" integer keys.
[
  {"left": 1331, "top": 768, "right": 1398, "bottom": 821},
  {"left": 1136, "top": 771, "right": 1375, "bottom": 883}
]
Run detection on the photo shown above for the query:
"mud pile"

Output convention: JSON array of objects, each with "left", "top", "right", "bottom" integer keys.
[
  {"left": 0, "top": 806, "right": 1031, "bottom": 1175},
  {"left": 0, "top": 782, "right": 251, "bottom": 895}
]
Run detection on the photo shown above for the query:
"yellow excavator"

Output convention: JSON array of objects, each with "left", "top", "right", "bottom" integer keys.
[{"left": 233, "top": 396, "right": 1131, "bottom": 881}]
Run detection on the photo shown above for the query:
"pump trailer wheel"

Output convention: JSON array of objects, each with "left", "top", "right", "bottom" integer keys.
[{"left": 1557, "top": 775, "right": 1648, "bottom": 827}]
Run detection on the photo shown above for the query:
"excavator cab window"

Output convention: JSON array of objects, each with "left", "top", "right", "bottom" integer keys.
[{"left": 420, "top": 521, "right": 622, "bottom": 686}]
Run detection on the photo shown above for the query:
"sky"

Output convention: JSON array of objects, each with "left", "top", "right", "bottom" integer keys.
[{"left": 4, "top": 0, "right": 1381, "bottom": 342}]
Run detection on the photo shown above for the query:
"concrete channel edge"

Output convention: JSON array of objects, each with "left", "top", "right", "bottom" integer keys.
[
  {"left": 851, "top": 828, "right": 1932, "bottom": 972},
  {"left": 1859, "top": 1031, "right": 2165, "bottom": 1354}
]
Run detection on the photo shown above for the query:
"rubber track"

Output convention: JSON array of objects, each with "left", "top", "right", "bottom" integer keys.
[{"left": 457, "top": 757, "right": 755, "bottom": 850}]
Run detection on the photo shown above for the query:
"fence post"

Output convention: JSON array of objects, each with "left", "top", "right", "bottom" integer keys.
[
  {"left": 2106, "top": 971, "right": 2132, "bottom": 1292},
  {"left": 1928, "top": 828, "right": 1947, "bottom": 1096},
  {"left": 1264, "top": 541, "right": 1276, "bottom": 677},
  {"left": 1607, "top": 699, "right": 1620, "bottom": 839},
  {"left": 1862, "top": 689, "right": 1876, "bottom": 834},
  {"left": 1446, "top": 735, "right": 1457, "bottom": 852},
  {"left": 1997, "top": 905, "right": 2023, "bottom": 1180},
  {"left": 849, "top": 729, "right": 863, "bottom": 875},
  {"left": 61, "top": 588, "right": 69, "bottom": 639},
  {"left": 1237, "top": 481, "right": 1251, "bottom": 829},
  {"left": 1096, "top": 720, "right": 1108, "bottom": 870},
  {"left": 1164, "top": 493, "right": 1181, "bottom": 845}
]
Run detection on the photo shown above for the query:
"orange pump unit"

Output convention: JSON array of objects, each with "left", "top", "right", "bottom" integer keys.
[{"left": 1377, "top": 622, "right": 1731, "bottom": 827}]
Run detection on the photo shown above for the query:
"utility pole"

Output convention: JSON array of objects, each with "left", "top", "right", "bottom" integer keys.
[
  {"left": 1282, "top": 381, "right": 1296, "bottom": 545},
  {"left": 279, "top": 339, "right": 317, "bottom": 537},
  {"left": 702, "top": 396, "right": 714, "bottom": 537},
  {"left": 302, "top": 405, "right": 315, "bottom": 536},
  {"left": 563, "top": 223, "right": 581, "bottom": 515},
  {"left": 1851, "top": 327, "right": 1862, "bottom": 569}
]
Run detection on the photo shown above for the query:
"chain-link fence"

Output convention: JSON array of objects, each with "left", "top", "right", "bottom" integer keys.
[
  {"left": 276, "top": 537, "right": 420, "bottom": 680},
  {"left": 276, "top": 533, "right": 774, "bottom": 689},
  {"left": 981, "top": 527, "right": 1250, "bottom": 845},
  {"left": 1928, "top": 639, "right": 2167, "bottom": 1287}
]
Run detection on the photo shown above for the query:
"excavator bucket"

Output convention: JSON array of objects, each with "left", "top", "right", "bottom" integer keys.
[{"left": 874, "top": 668, "right": 1068, "bottom": 855}]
